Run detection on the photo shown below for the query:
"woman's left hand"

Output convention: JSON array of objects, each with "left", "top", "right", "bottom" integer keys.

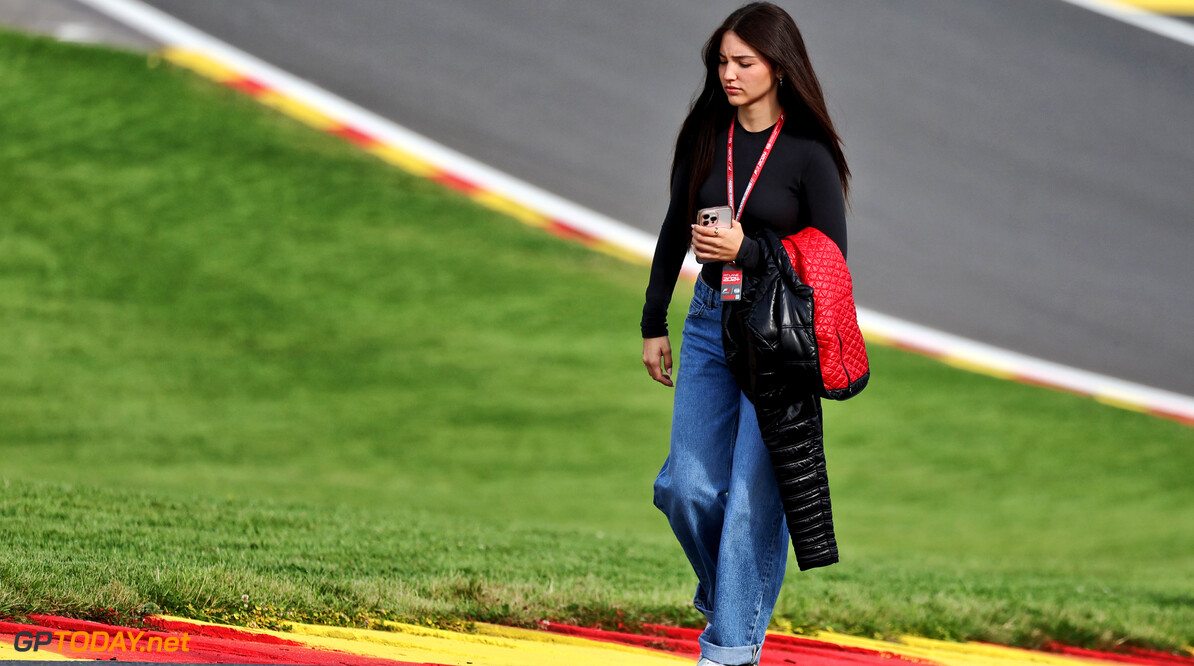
[{"left": 692, "top": 218, "right": 744, "bottom": 263}]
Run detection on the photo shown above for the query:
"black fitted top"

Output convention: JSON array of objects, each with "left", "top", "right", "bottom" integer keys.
[{"left": 640, "top": 117, "right": 848, "bottom": 338}]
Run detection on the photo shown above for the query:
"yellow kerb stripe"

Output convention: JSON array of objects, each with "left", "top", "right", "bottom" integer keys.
[
  {"left": 156, "top": 48, "right": 1190, "bottom": 428},
  {"left": 801, "top": 630, "right": 1116, "bottom": 666},
  {"left": 255, "top": 91, "right": 341, "bottom": 131},
  {"left": 159, "top": 47, "right": 241, "bottom": 83},
  {"left": 469, "top": 191, "right": 551, "bottom": 228},
  {"left": 857, "top": 327, "right": 895, "bottom": 347},
  {"left": 1113, "top": 0, "right": 1194, "bottom": 12},
  {"left": 151, "top": 615, "right": 688, "bottom": 666},
  {"left": 592, "top": 240, "right": 652, "bottom": 267},
  {"left": 285, "top": 620, "right": 689, "bottom": 666},
  {"left": 897, "top": 635, "right": 1102, "bottom": 666},
  {"left": 146, "top": 616, "right": 1180, "bottom": 666},
  {"left": 940, "top": 355, "right": 1018, "bottom": 380},
  {"left": 472, "top": 621, "right": 662, "bottom": 650},
  {"left": 0, "top": 639, "right": 74, "bottom": 661},
  {"left": 1094, "top": 394, "right": 1150, "bottom": 413},
  {"left": 365, "top": 145, "right": 440, "bottom": 178}
]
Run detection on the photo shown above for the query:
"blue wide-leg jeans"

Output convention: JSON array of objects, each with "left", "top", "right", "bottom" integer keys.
[{"left": 653, "top": 278, "right": 790, "bottom": 666}]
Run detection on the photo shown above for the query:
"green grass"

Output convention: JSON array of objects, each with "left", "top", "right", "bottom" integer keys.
[{"left": 1, "top": 29, "right": 1192, "bottom": 653}]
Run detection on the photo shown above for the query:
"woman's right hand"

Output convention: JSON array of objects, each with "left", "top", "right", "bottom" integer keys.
[{"left": 642, "top": 336, "right": 674, "bottom": 387}]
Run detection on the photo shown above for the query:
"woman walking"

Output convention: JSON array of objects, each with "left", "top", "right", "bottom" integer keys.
[{"left": 640, "top": 4, "right": 851, "bottom": 665}]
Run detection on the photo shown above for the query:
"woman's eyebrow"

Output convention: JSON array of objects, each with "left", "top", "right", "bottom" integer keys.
[{"left": 719, "top": 52, "right": 758, "bottom": 60}]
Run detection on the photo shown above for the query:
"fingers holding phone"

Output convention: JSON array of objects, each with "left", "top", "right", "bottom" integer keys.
[{"left": 692, "top": 207, "right": 743, "bottom": 263}]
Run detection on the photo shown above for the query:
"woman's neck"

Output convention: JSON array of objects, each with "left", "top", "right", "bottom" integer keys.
[{"left": 737, "top": 94, "right": 782, "bottom": 132}]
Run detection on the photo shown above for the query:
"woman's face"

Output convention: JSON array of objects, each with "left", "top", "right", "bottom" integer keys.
[{"left": 718, "top": 30, "right": 778, "bottom": 109}]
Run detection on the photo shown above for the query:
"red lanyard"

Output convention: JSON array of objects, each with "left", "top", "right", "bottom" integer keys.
[{"left": 727, "top": 111, "right": 785, "bottom": 225}]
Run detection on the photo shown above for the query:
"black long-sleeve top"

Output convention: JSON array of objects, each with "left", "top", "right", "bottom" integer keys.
[{"left": 641, "top": 117, "right": 848, "bottom": 339}]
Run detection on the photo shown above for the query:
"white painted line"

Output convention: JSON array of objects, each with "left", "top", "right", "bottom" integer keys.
[
  {"left": 1057, "top": 0, "right": 1194, "bottom": 48},
  {"left": 77, "top": 0, "right": 1194, "bottom": 423},
  {"left": 859, "top": 310, "right": 1194, "bottom": 419},
  {"left": 73, "top": 0, "right": 663, "bottom": 263}
]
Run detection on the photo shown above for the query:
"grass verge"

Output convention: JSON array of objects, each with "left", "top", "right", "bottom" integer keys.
[{"left": 0, "top": 30, "right": 1191, "bottom": 652}]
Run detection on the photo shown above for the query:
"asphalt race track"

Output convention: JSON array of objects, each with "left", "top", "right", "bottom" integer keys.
[{"left": 112, "top": 1, "right": 1194, "bottom": 395}]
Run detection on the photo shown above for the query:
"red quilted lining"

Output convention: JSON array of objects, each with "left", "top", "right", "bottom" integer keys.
[{"left": 781, "top": 229, "right": 868, "bottom": 391}]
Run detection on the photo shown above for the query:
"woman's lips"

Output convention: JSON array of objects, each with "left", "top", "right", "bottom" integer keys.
[{"left": 725, "top": 86, "right": 741, "bottom": 94}]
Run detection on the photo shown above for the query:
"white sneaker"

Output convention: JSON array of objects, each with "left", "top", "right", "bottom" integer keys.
[{"left": 696, "top": 658, "right": 755, "bottom": 666}]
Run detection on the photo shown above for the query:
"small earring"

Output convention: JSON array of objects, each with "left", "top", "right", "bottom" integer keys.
[{"left": 778, "top": 77, "right": 784, "bottom": 87}]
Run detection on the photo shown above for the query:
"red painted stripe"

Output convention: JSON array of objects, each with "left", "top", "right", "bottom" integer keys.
[
  {"left": 198, "top": 56, "right": 1193, "bottom": 430},
  {"left": 1044, "top": 642, "right": 1194, "bottom": 666},
  {"left": 144, "top": 616, "right": 304, "bottom": 645},
  {"left": 644, "top": 623, "right": 939, "bottom": 665},
  {"left": 431, "top": 171, "right": 480, "bottom": 194},
  {"left": 329, "top": 125, "right": 380, "bottom": 148},
  {"left": 223, "top": 76, "right": 270, "bottom": 96},
  {"left": 1015, "top": 375, "right": 1087, "bottom": 396},
  {"left": 541, "top": 622, "right": 942, "bottom": 666},
  {"left": 2, "top": 615, "right": 429, "bottom": 665},
  {"left": 544, "top": 220, "right": 597, "bottom": 244},
  {"left": 1147, "top": 407, "right": 1194, "bottom": 427}
]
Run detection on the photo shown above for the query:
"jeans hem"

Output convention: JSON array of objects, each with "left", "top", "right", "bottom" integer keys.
[{"left": 698, "top": 633, "right": 761, "bottom": 665}]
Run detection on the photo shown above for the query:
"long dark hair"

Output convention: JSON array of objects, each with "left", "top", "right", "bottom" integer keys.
[{"left": 672, "top": 2, "right": 850, "bottom": 222}]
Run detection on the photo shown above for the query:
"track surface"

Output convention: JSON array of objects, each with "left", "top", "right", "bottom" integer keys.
[{"left": 40, "top": 1, "right": 1194, "bottom": 394}]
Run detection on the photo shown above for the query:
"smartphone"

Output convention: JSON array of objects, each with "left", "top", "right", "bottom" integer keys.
[{"left": 695, "top": 206, "right": 733, "bottom": 264}]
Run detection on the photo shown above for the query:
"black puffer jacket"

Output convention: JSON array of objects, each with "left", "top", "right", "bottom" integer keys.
[{"left": 722, "top": 230, "right": 838, "bottom": 571}]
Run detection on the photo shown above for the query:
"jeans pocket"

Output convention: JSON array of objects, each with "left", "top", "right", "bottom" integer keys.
[{"left": 687, "top": 299, "right": 707, "bottom": 319}]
